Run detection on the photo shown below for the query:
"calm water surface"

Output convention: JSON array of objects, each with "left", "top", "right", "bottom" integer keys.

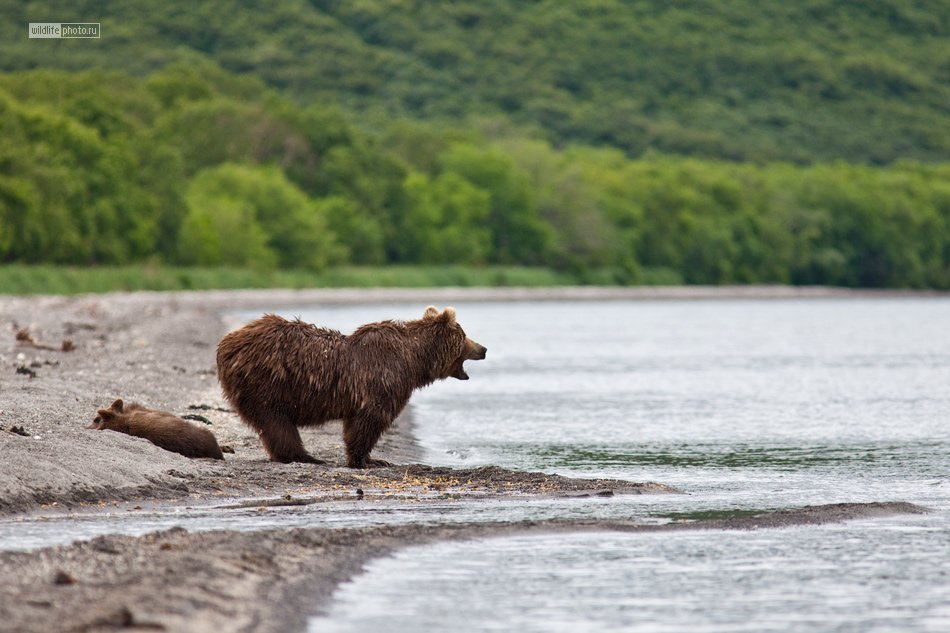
[{"left": 293, "top": 299, "right": 950, "bottom": 633}]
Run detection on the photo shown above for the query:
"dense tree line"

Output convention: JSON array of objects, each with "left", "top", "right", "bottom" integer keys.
[
  {"left": 1, "top": 0, "right": 948, "bottom": 164},
  {"left": 1, "top": 67, "right": 948, "bottom": 287}
]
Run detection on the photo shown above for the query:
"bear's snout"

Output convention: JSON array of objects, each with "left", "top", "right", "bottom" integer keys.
[{"left": 466, "top": 338, "right": 487, "bottom": 361}]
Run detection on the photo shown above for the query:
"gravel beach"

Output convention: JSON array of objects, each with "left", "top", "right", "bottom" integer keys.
[{"left": 0, "top": 287, "right": 931, "bottom": 632}]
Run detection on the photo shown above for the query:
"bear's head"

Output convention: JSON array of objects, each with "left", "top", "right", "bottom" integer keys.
[
  {"left": 88, "top": 398, "right": 126, "bottom": 430},
  {"left": 422, "top": 305, "right": 487, "bottom": 381}
]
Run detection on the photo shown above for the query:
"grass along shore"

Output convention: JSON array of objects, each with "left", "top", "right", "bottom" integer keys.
[{"left": 0, "top": 264, "right": 685, "bottom": 295}]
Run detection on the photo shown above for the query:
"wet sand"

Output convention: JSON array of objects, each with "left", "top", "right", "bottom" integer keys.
[{"left": 0, "top": 288, "right": 934, "bottom": 631}]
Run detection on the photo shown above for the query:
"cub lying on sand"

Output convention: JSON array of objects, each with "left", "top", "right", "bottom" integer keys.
[
  {"left": 88, "top": 399, "right": 225, "bottom": 460},
  {"left": 216, "top": 305, "right": 487, "bottom": 468}
]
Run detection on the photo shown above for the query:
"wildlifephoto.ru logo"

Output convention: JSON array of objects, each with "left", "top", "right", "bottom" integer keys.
[{"left": 29, "top": 23, "right": 100, "bottom": 38}]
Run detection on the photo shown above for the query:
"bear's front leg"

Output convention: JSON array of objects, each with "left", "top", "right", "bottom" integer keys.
[{"left": 343, "top": 412, "right": 394, "bottom": 469}]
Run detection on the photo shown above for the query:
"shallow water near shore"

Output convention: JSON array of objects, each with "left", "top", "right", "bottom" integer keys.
[
  {"left": 309, "top": 518, "right": 950, "bottom": 633},
  {"left": 294, "top": 298, "right": 950, "bottom": 632}
]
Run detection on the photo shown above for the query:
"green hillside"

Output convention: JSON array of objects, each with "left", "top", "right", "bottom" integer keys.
[
  {"left": 1, "top": 1, "right": 949, "bottom": 289},
  {"left": 3, "top": 0, "right": 949, "bottom": 164}
]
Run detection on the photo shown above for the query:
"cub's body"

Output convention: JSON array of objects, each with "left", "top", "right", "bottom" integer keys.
[{"left": 89, "top": 400, "right": 224, "bottom": 460}]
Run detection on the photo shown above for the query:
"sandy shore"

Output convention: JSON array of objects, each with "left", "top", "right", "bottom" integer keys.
[{"left": 0, "top": 287, "right": 934, "bottom": 631}]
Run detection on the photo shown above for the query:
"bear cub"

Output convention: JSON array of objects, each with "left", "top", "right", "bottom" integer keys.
[
  {"left": 216, "top": 305, "right": 486, "bottom": 468},
  {"left": 88, "top": 399, "right": 225, "bottom": 460}
]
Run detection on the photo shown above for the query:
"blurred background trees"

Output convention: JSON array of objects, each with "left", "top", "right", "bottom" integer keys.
[{"left": 1, "top": 0, "right": 948, "bottom": 287}]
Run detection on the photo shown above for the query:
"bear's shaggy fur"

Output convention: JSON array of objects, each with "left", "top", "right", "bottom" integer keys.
[
  {"left": 215, "top": 306, "right": 486, "bottom": 468},
  {"left": 88, "top": 399, "right": 225, "bottom": 460}
]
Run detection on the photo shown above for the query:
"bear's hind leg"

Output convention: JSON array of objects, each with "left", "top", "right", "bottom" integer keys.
[
  {"left": 233, "top": 396, "right": 323, "bottom": 464},
  {"left": 259, "top": 420, "right": 325, "bottom": 464},
  {"left": 343, "top": 413, "right": 394, "bottom": 469}
]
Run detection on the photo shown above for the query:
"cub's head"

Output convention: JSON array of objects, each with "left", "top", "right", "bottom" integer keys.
[
  {"left": 422, "top": 305, "right": 487, "bottom": 381},
  {"left": 87, "top": 398, "right": 126, "bottom": 430}
]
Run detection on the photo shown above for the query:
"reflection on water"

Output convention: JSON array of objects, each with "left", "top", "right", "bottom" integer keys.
[{"left": 524, "top": 440, "right": 941, "bottom": 469}]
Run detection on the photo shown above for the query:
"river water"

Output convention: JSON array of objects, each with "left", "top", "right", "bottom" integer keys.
[
  {"left": 298, "top": 298, "right": 950, "bottom": 633},
  {"left": 3, "top": 298, "right": 949, "bottom": 631}
]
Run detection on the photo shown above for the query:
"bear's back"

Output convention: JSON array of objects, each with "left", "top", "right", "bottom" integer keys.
[
  {"left": 217, "top": 314, "right": 348, "bottom": 400},
  {"left": 219, "top": 315, "right": 344, "bottom": 366}
]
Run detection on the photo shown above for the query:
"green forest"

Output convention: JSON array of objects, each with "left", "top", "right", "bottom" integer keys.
[{"left": 1, "top": 0, "right": 949, "bottom": 289}]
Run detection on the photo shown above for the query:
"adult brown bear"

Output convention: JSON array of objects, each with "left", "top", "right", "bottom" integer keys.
[{"left": 216, "top": 306, "right": 486, "bottom": 468}]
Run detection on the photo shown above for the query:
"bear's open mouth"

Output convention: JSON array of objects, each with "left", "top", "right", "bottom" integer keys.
[{"left": 452, "top": 340, "right": 486, "bottom": 380}]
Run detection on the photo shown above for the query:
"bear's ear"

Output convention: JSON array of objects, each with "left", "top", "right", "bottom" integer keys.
[
  {"left": 442, "top": 307, "right": 457, "bottom": 324},
  {"left": 423, "top": 306, "right": 439, "bottom": 319},
  {"left": 96, "top": 409, "right": 116, "bottom": 422},
  {"left": 110, "top": 399, "right": 124, "bottom": 413}
]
